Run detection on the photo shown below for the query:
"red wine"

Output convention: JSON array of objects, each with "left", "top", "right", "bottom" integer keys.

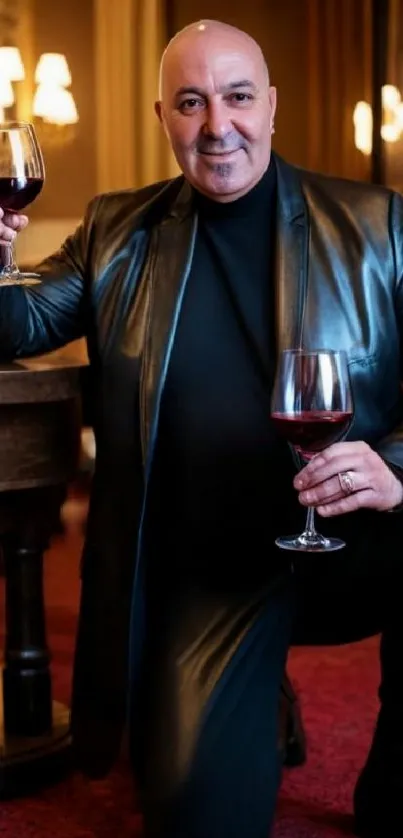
[
  {"left": 0, "top": 177, "right": 43, "bottom": 212},
  {"left": 271, "top": 410, "right": 353, "bottom": 456}
]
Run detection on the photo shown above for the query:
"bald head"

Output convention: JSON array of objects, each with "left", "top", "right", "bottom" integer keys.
[
  {"left": 155, "top": 18, "right": 277, "bottom": 202},
  {"left": 159, "top": 20, "right": 270, "bottom": 99}
]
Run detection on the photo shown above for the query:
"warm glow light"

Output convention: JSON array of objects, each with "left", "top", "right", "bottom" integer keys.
[
  {"left": 34, "top": 53, "right": 72, "bottom": 87},
  {"left": 382, "top": 84, "right": 401, "bottom": 109},
  {"left": 354, "top": 84, "right": 403, "bottom": 154},
  {"left": 0, "top": 47, "right": 25, "bottom": 81},
  {"left": 0, "top": 47, "right": 78, "bottom": 145},
  {"left": 32, "top": 84, "right": 53, "bottom": 117},
  {"left": 0, "top": 74, "right": 15, "bottom": 108},
  {"left": 353, "top": 101, "right": 373, "bottom": 156},
  {"left": 33, "top": 83, "right": 78, "bottom": 124},
  {"left": 380, "top": 123, "right": 401, "bottom": 142},
  {"left": 396, "top": 102, "right": 403, "bottom": 129}
]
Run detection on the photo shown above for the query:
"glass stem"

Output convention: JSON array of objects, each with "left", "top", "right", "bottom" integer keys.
[
  {"left": 303, "top": 505, "right": 317, "bottom": 537},
  {"left": 2, "top": 243, "right": 18, "bottom": 276}
]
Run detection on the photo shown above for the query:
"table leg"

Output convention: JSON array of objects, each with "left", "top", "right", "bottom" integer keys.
[{"left": 0, "top": 488, "right": 72, "bottom": 797}]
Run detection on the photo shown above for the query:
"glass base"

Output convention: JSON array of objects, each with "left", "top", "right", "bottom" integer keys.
[
  {"left": 0, "top": 271, "right": 41, "bottom": 287},
  {"left": 275, "top": 533, "right": 346, "bottom": 553}
]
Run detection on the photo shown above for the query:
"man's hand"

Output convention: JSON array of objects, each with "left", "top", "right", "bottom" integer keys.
[
  {"left": 0, "top": 208, "right": 28, "bottom": 247},
  {"left": 294, "top": 441, "right": 403, "bottom": 516}
]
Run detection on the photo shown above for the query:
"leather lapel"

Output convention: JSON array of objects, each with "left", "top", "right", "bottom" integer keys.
[
  {"left": 140, "top": 180, "right": 197, "bottom": 468},
  {"left": 273, "top": 154, "right": 309, "bottom": 353}
]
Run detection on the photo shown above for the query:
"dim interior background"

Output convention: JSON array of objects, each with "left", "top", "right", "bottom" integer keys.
[
  {"left": 0, "top": 3, "right": 402, "bottom": 837},
  {"left": 0, "top": 0, "right": 402, "bottom": 276}
]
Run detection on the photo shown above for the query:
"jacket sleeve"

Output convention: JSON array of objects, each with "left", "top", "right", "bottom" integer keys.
[
  {"left": 0, "top": 195, "right": 101, "bottom": 360},
  {"left": 375, "top": 191, "right": 403, "bottom": 477}
]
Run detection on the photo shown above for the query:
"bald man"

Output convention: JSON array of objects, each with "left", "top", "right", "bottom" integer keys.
[{"left": 1, "top": 18, "right": 403, "bottom": 838}]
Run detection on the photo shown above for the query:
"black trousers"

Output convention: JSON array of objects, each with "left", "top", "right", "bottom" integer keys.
[{"left": 132, "top": 533, "right": 403, "bottom": 838}]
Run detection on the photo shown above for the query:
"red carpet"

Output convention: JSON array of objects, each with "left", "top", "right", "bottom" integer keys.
[{"left": 0, "top": 493, "right": 380, "bottom": 837}]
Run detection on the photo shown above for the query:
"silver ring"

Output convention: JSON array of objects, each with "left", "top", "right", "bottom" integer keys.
[{"left": 338, "top": 470, "right": 356, "bottom": 495}]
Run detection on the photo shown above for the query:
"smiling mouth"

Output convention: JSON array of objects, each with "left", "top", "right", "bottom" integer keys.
[{"left": 200, "top": 149, "right": 240, "bottom": 158}]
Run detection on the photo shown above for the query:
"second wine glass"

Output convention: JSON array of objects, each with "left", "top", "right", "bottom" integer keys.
[
  {"left": 0, "top": 121, "right": 45, "bottom": 285},
  {"left": 271, "top": 349, "right": 354, "bottom": 552}
]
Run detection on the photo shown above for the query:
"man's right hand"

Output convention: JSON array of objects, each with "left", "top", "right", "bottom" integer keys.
[{"left": 0, "top": 208, "right": 29, "bottom": 247}]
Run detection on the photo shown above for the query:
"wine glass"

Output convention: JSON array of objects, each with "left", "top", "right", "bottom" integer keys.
[
  {"left": 0, "top": 121, "right": 45, "bottom": 286},
  {"left": 271, "top": 349, "right": 354, "bottom": 552}
]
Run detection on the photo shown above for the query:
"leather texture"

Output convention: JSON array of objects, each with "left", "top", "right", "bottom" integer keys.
[{"left": 0, "top": 153, "right": 402, "bottom": 775}]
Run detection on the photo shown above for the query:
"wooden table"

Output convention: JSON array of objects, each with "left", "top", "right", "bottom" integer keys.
[{"left": 0, "top": 355, "right": 83, "bottom": 797}]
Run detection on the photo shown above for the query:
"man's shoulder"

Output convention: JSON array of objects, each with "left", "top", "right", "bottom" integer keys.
[
  {"left": 298, "top": 164, "right": 396, "bottom": 210},
  {"left": 87, "top": 176, "right": 185, "bottom": 226},
  {"left": 96, "top": 177, "right": 179, "bottom": 206}
]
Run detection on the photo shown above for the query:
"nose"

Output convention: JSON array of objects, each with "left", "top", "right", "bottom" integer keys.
[{"left": 203, "top": 100, "right": 232, "bottom": 139}]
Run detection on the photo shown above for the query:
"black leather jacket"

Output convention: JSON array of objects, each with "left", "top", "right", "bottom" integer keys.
[{"left": 1, "top": 152, "right": 402, "bottom": 775}]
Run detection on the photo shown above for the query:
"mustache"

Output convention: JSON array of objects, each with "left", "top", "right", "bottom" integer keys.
[{"left": 196, "top": 133, "right": 246, "bottom": 155}]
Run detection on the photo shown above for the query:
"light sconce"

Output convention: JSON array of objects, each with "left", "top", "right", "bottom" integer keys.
[
  {"left": 0, "top": 47, "right": 79, "bottom": 147},
  {"left": 0, "top": 47, "right": 25, "bottom": 82},
  {"left": 0, "top": 47, "right": 24, "bottom": 123},
  {"left": 34, "top": 52, "right": 71, "bottom": 87},
  {"left": 0, "top": 74, "right": 14, "bottom": 123},
  {"left": 0, "top": 74, "right": 14, "bottom": 107},
  {"left": 32, "top": 53, "right": 78, "bottom": 146},
  {"left": 353, "top": 84, "right": 403, "bottom": 155}
]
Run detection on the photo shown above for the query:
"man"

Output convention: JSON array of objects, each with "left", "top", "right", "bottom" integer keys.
[{"left": 1, "top": 19, "right": 402, "bottom": 838}]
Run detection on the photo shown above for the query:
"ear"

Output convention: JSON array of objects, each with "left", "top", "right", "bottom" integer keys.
[
  {"left": 154, "top": 101, "right": 163, "bottom": 123},
  {"left": 268, "top": 87, "right": 277, "bottom": 122},
  {"left": 155, "top": 100, "right": 171, "bottom": 141}
]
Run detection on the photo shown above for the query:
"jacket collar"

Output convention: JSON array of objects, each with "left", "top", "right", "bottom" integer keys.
[{"left": 273, "top": 153, "right": 309, "bottom": 351}]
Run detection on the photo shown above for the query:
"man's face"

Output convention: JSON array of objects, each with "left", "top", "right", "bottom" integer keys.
[{"left": 156, "top": 29, "right": 277, "bottom": 202}]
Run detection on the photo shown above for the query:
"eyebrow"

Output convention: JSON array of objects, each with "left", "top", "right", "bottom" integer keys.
[{"left": 174, "top": 80, "right": 258, "bottom": 98}]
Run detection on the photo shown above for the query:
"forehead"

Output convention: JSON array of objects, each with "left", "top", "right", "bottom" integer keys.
[{"left": 163, "top": 38, "right": 265, "bottom": 96}]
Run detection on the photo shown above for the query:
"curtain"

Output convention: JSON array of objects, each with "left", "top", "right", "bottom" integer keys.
[
  {"left": 384, "top": 0, "right": 403, "bottom": 189},
  {"left": 307, "top": 0, "right": 373, "bottom": 181},
  {"left": 94, "top": 0, "right": 179, "bottom": 194}
]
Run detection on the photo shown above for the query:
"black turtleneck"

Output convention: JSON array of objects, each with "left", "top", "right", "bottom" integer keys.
[{"left": 148, "top": 161, "right": 298, "bottom": 581}]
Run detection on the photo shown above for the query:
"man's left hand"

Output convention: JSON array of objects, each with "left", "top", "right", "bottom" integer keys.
[{"left": 294, "top": 441, "right": 403, "bottom": 516}]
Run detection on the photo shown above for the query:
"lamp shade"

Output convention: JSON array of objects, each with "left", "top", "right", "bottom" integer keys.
[
  {"left": 34, "top": 53, "right": 72, "bottom": 87},
  {"left": 33, "top": 83, "right": 78, "bottom": 124},
  {"left": 380, "top": 123, "right": 401, "bottom": 142},
  {"left": 381, "top": 84, "right": 401, "bottom": 109},
  {"left": 0, "top": 74, "right": 15, "bottom": 108},
  {"left": 0, "top": 47, "right": 25, "bottom": 81}
]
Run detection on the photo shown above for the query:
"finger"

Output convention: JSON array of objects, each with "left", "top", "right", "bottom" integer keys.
[
  {"left": 316, "top": 488, "right": 377, "bottom": 517},
  {"left": 295, "top": 453, "right": 364, "bottom": 490},
  {"left": 0, "top": 213, "right": 28, "bottom": 246},
  {"left": 0, "top": 226, "right": 17, "bottom": 245},
  {"left": 294, "top": 443, "right": 374, "bottom": 490},
  {"left": 298, "top": 471, "right": 366, "bottom": 506},
  {"left": 3, "top": 212, "right": 29, "bottom": 231}
]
